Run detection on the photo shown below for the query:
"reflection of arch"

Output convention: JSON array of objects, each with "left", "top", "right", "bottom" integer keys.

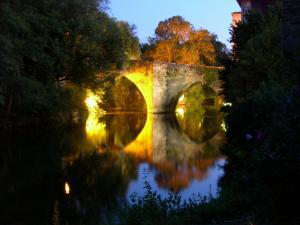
[
  {"left": 85, "top": 105, "right": 224, "bottom": 192},
  {"left": 133, "top": 113, "right": 224, "bottom": 192},
  {"left": 123, "top": 113, "right": 223, "bottom": 164},
  {"left": 174, "top": 83, "right": 221, "bottom": 144},
  {"left": 100, "top": 113, "right": 147, "bottom": 149},
  {"left": 85, "top": 94, "right": 147, "bottom": 148},
  {"left": 123, "top": 113, "right": 153, "bottom": 161}
]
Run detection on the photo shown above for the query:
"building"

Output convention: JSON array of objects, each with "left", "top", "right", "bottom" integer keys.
[
  {"left": 234, "top": 0, "right": 277, "bottom": 22},
  {"left": 232, "top": 12, "right": 242, "bottom": 27},
  {"left": 282, "top": 0, "right": 300, "bottom": 59}
]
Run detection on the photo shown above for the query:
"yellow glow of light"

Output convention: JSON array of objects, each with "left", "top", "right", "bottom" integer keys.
[
  {"left": 221, "top": 121, "right": 227, "bottom": 132},
  {"left": 65, "top": 182, "right": 70, "bottom": 195},
  {"left": 85, "top": 115, "right": 106, "bottom": 138},
  {"left": 85, "top": 94, "right": 98, "bottom": 109},
  {"left": 85, "top": 90, "right": 107, "bottom": 145},
  {"left": 176, "top": 107, "right": 185, "bottom": 119},
  {"left": 124, "top": 114, "right": 153, "bottom": 162},
  {"left": 178, "top": 94, "right": 185, "bottom": 103},
  {"left": 123, "top": 71, "right": 153, "bottom": 113},
  {"left": 223, "top": 102, "right": 232, "bottom": 107}
]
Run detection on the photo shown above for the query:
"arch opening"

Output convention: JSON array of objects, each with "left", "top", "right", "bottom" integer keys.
[
  {"left": 174, "top": 83, "right": 222, "bottom": 144},
  {"left": 121, "top": 70, "right": 153, "bottom": 113}
]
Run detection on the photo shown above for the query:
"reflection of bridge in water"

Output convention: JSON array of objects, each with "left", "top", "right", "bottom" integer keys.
[
  {"left": 86, "top": 106, "right": 223, "bottom": 163},
  {"left": 123, "top": 113, "right": 223, "bottom": 163},
  {"left": 120, "top": 61, "right": 222, "bottom": 113},
  {"left": 85, "top": 110, "right": 224, "bottom": 191}
]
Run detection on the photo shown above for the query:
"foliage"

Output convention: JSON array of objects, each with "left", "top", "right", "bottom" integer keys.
[
  {"left": 0, "top": 0, "right": 140, "bottom": 123},
  {"left": 143, "top": 16, "right": 227, "bottom": 66},
  {"left": 154, "top": 16, "right": 193, "bottom": 42},
  {"left": 63, "top": 150, "right": 138, "bottom": 225},
  {"left": 99, "top": 76, "right": 146, "bottom": 112},
  {"left": 219, "top": 5, "right": 300, "bottom": 223},
  {"left": 221, "top": 6, "right": 297, "bottom": 103},
  {"left": 120, "top": 182, "right": 253, "bottom": 225},
  {"left": 116, "top": 22, "right": 141, "bottom": 60}
]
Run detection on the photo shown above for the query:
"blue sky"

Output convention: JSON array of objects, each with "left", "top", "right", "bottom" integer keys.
[{"left": 109, "top": 0, "right": 240, "bottom": 47}]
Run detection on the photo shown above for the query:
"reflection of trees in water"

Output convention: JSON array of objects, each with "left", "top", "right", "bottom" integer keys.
[
  {"left": 1, "top": 106, "right": 225, "bottom": 224},
  {"left": 99, "top": 113, "right": 147, "bottom": 148},
  {"left": 153, "top": 132, "right": 224, "bottom": 192},
  {"left": 63, "top": 150, "right": 138, "bottom": 224},
  {"left": 0, "top": 128, "right": 141, "bottom": 225},
  {"left": 149, "top": 83, "right": 224, "bottom": 192},
  {"left": 0, "top": 131, "right": 69, "bottom": 225},
  {"left": 154, "top": 160, "right": 211, "bottom": 192},
  {"left": 179, "top": 108, "right": 223, "bottom": 143},
  {"left": 175, "top": 84, "right": 223, "bottom": 143}
]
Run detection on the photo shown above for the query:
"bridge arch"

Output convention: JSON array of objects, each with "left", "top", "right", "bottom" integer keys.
[
  {"left": 120, "top": 61, "right": 221, "bottom": 113},
  {"left": 169, "top": 81, "right": 203, "bottom": 113}
]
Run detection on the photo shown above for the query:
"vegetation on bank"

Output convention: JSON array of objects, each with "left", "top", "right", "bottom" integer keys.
[
  {"left": 219, "top": 5, "right": 300, "bottom": 223},
  {"left": 0, "top": 0, "right": 140, "bottom": 127}
]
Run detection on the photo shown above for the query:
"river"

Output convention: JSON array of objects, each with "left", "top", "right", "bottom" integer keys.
[{"left": 0, "top": 85, "right": 226, "bottom": 225}]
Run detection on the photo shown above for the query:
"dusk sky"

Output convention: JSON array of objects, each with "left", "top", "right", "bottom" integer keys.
[{"left": 109, "top": 0, "right": 240, "bottom": 47}]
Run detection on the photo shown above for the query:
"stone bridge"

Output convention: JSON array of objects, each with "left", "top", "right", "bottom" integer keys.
[{"left": 119, "top": 61, "right": 222, "bottom": 113}]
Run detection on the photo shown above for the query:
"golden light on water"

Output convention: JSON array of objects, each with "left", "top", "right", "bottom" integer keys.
[
  {"left": 124, "top": 114, "right": 153, "bottom": 161},
  {"left": 223, "top": 102, "right": 232, "bottom": 107},
  {"left": 65, "top": 182, "right": 70, "bottom": 195},
  {"left": 84, "top": 69, "right": 154, "bottom": 155},
  {"left": 85, "top": 116, "right": 106, "bottom": 141},
  {"left": 221, "top": 120, "right": 227, "bottom": 132},
  {"left": 85, "top": 93, "right": 98, "bottom": 109}
]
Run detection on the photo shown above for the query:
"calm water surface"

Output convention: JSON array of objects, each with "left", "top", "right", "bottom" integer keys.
[
  {"left": 85, "top": 112, "right": 225, "bottom": 201},
  {"left": 0, "top": 88, "right": 225, "bottom": 224}
]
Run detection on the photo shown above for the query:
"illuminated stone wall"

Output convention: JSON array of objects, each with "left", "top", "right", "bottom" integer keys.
[
  {"left": 152, "top": 62, "right": 206, "bottom": 113},
  {"left": 122, "top": 61, "right": 220, "bottom": 113}
]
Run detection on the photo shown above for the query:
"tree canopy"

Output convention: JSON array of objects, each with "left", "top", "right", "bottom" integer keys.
[
  {"left": 143, "top": 16, "right": 226, "bottom": 66},
  {"left": 0, "top": 0, "right": 140, "bottom": 118},
  {"left": 219, "top": 6, "right": 300, "bottom": 222}
]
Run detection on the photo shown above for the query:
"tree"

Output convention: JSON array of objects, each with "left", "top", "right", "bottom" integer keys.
[
  {"left": 143, "top": 16, "right": 221, "bottom": 66},
  {"left": 0, "top": 0, "right": 140, "bottom": 120},
  {"left": 175, "top": 30, "right": 216, "bottom": 65},
  {"left": 221, "top": 7, "right": 294, "bottom": 103},
  {"left": 219, "top": 6, "right": 300, "bottom": 222},
  {"left": 154, "top": 16, "right": 193, "bottom": 42},
  {"left": 116, "top": 21, "right": 141, "bottom": 60}
]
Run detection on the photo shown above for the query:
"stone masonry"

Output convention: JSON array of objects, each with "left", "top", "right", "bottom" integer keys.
[{"left": 122, "top": 61, "right": 221, "bottom": 113}]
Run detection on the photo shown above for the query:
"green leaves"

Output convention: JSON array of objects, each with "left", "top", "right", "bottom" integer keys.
[
  {"left": 219, "top": 4, "right": 300, "bottom": 220},
  {"left": 0, "top": 0, "right": 140, "bottom": 119}
]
